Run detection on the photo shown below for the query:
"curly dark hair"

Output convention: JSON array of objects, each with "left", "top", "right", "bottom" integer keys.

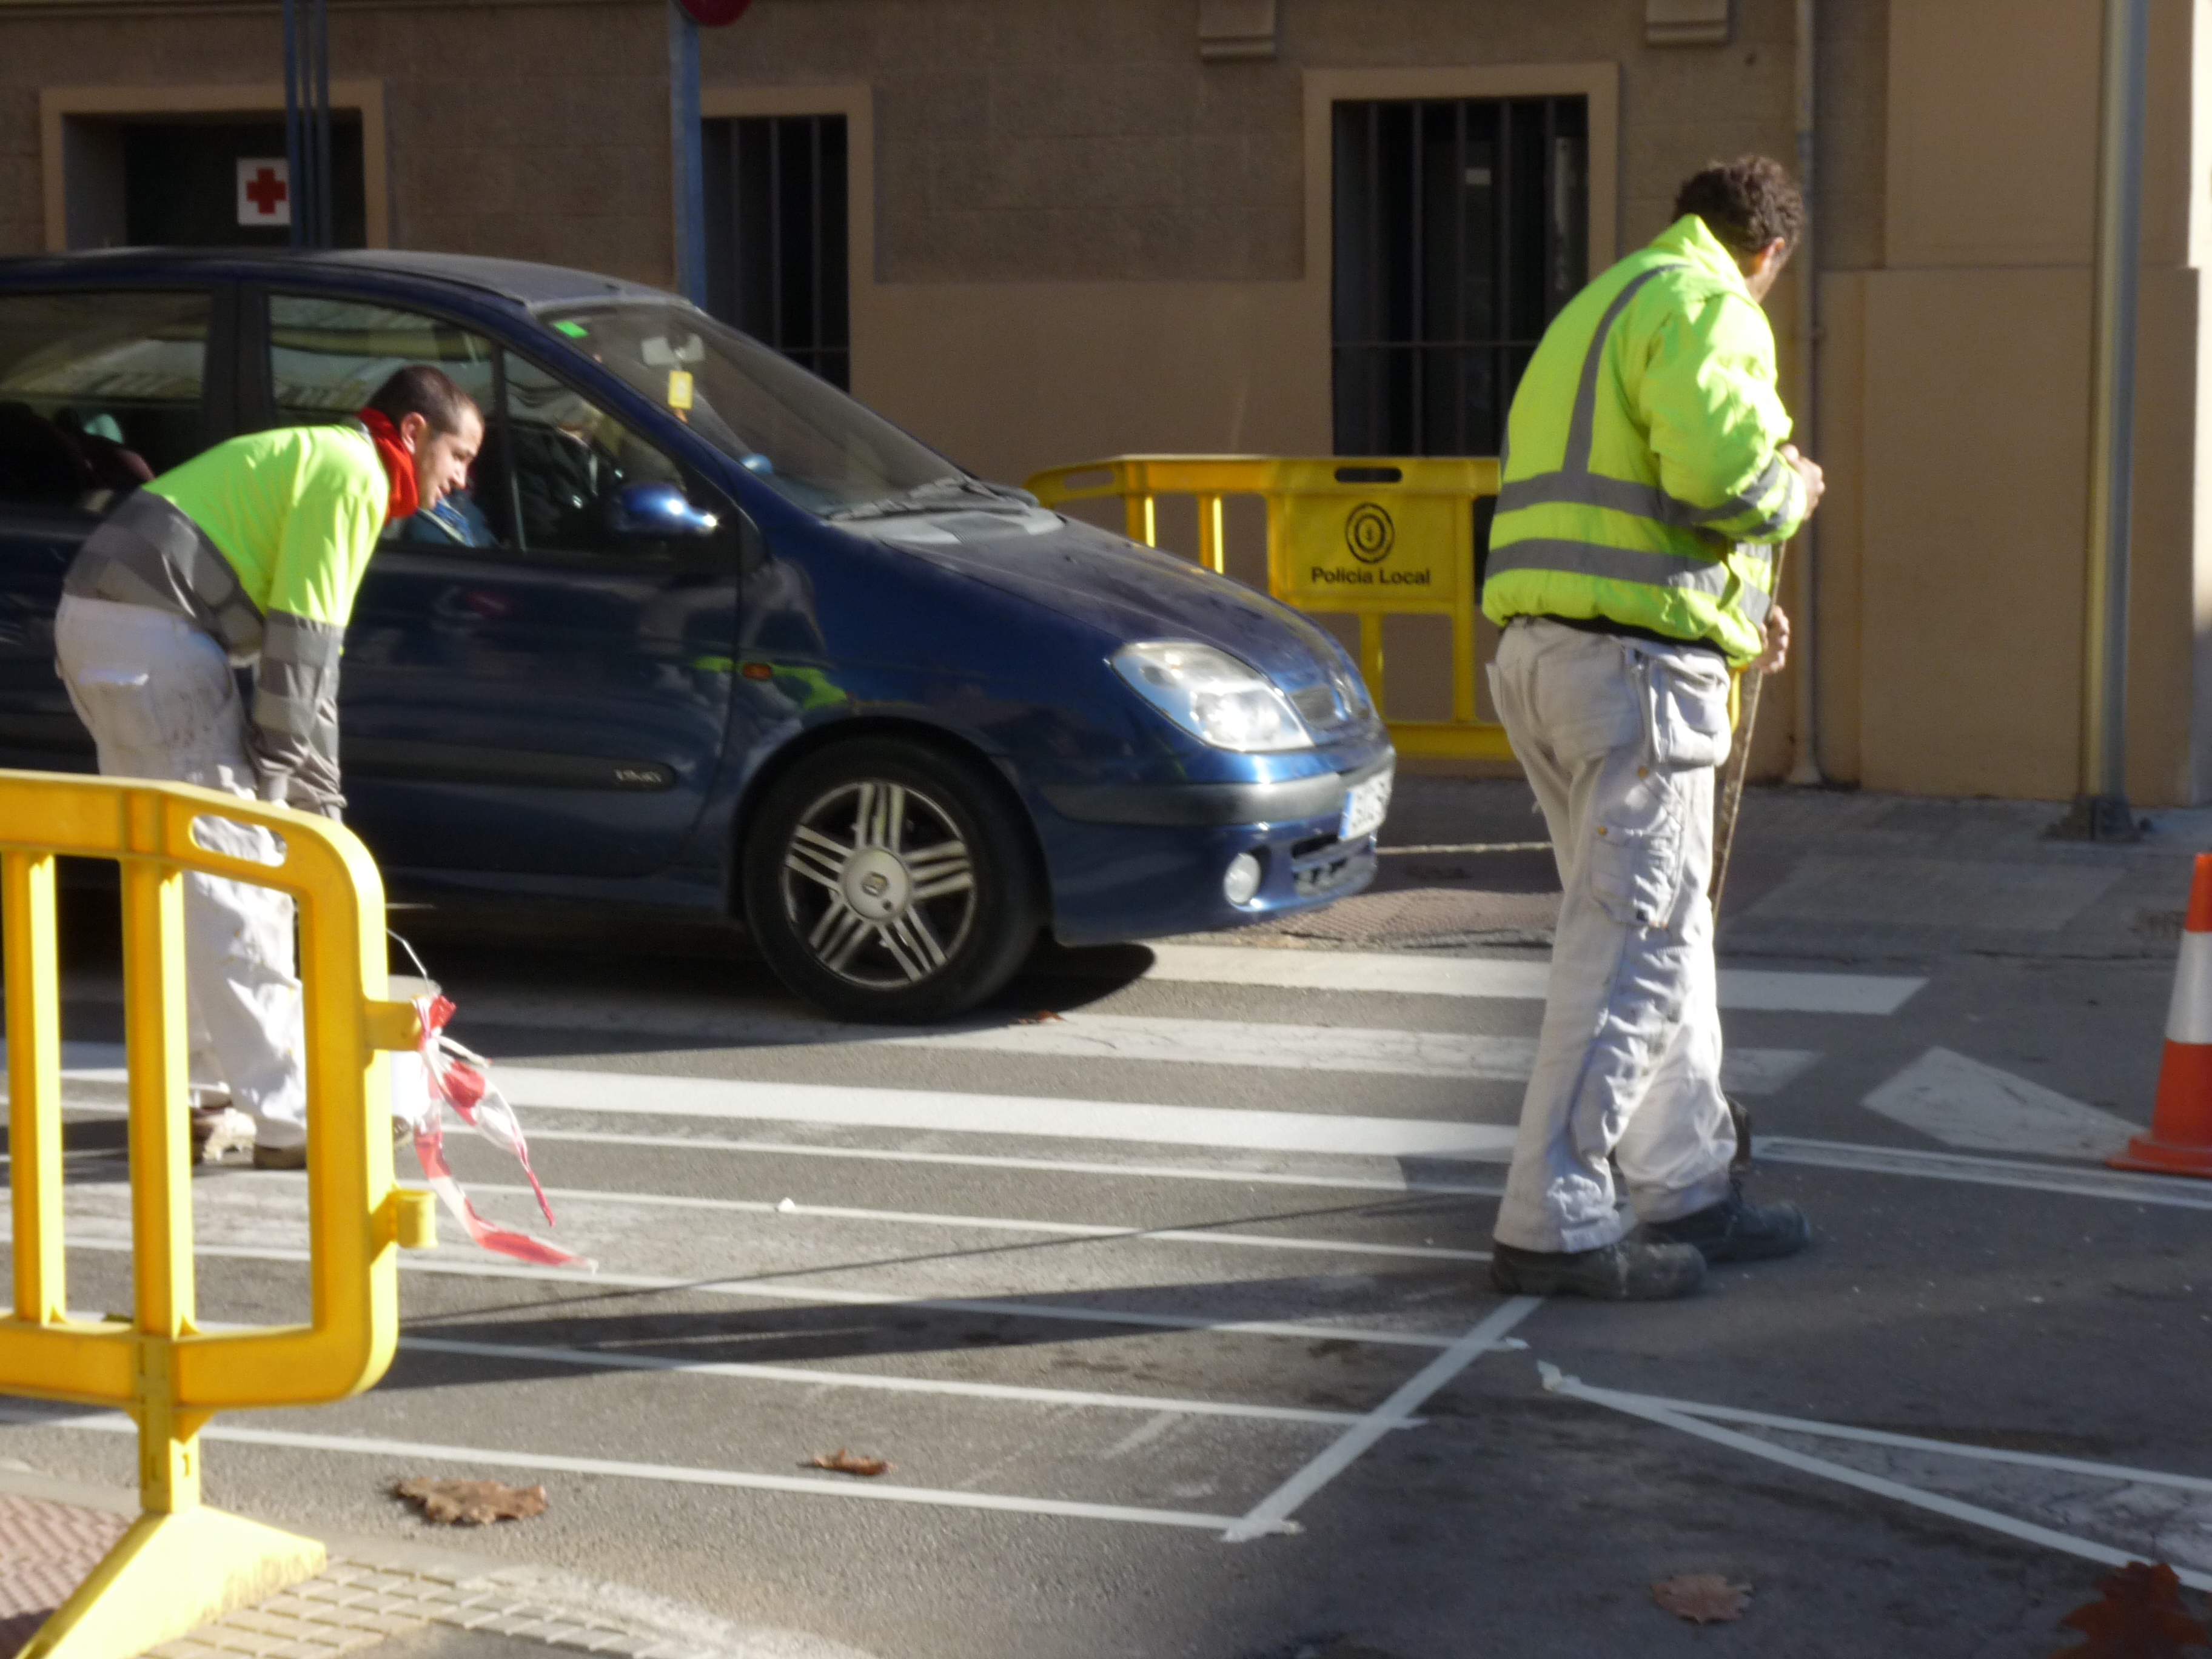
[{"left": 1674, "top": 156, "right": 1805, "bottom": 258}]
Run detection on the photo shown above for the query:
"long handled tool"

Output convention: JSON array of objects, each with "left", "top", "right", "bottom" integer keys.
[
  {"left": 1708, "top": 538, "right": 1787, "bottom": 913},
  {"left": 1708, "top": 542, "right": 1788, "bottom": 1170}
]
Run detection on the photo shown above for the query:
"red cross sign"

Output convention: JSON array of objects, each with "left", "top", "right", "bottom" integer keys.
[{"left": 236, "top": 158, "right": 291, "bottom": 227}]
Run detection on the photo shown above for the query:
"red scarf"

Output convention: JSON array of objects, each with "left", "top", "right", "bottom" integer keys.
[{"left": 358, "top": 409, "right": 420, "bottom": 521}]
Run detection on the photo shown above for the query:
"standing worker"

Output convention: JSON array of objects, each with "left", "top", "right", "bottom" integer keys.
[
  {"left": 53, "top": 367, "right": 481, "bottom": 1168},
  {"left": 1480, "top": 158, "right": 1825, "bottom": 1300}
]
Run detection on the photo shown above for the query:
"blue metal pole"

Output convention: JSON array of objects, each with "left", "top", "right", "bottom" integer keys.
[
  {"left": 669, "top": 1, "right": 706, "bottom": 303},
  {"left": 282, "top": 0, "right": 305, "bottom": 249},
  {"left": 312, "top": 0, "right": 332, "bottom": 247}
]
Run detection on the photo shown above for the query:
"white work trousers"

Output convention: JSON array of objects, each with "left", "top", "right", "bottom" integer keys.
[
  {"left": 1489, "top": 618, "right": 1736, "bottom": 1253},
  {"left": 53, "top": 595, "right": 309, "bottom": 1150}
]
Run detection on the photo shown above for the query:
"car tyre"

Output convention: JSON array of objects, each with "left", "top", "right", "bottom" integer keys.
[{"left": 742, "top": 737, "right": 1042, "bottom": 1024}]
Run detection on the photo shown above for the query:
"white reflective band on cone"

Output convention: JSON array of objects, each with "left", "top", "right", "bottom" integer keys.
[{"left": 2168, "top": 931, "right": 2212, "bottom": 1045}]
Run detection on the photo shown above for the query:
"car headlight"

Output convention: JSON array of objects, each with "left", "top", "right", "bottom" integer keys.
[{"left": 1111, "top": 641, "right": 1311, "bottom": 752}]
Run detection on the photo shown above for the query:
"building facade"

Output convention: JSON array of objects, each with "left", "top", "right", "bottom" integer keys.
[{"left": 2, "top": 0, "right": 2206, "bottom": 801}]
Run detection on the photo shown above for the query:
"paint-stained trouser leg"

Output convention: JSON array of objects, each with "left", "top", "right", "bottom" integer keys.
[
  {"left": 53, "top": 595, "right": 309, "bottom": 1151},
  {"left": 1488, "top": 620, "right": 1735, "bottom": 1254}
]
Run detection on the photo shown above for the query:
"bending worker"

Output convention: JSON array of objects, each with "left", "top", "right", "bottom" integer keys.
[
  {"left": 1481, "top": 156, "right": 1825, "bottom": 1301},
  {"left": 54, "top": 367, "right": 481, "bottom": 1168}
]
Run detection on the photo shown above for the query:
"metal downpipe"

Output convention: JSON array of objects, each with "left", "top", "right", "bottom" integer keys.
[
  {"left": 2071, "top": 0, "right": 2150, "bottom": 839},
  {"left": 1785, "top": 0, "right": 1824, "bottom": 786}
]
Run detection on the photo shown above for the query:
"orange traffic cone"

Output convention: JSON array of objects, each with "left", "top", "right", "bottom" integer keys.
[{"left": 2112, "top": 852, "right": 2212, "bottom": 1178}]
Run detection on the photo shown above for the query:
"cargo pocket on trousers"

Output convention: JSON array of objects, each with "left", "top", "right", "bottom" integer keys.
[
  {"left": 1589, "top": 816, "right": 1686, "bottom": 928},
  {"left": 1648, "top": 659, "right": 1733, "bottom": 770}
]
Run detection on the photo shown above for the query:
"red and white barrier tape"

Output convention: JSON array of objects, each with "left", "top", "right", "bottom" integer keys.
[{"left": 401, "top": 994, "right": 593, "bottom": 1270}]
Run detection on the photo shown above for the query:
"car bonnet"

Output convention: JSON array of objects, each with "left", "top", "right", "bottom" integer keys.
[{"left": 833, "top": 505, "right": 1351, "bottom": 688}]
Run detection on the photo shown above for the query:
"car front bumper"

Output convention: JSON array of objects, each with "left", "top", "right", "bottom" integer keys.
[{"left": 1028, "top": 751, "right": 1392, "bottom": 947}]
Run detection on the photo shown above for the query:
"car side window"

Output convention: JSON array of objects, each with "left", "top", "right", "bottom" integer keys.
[
  {"left": 266, "top": 293, "right": 511, "bottom": 552},
  {"left": 0, "top": 289, "right": 212, "bottom": 514},
  {"left": 500, "top": 350, "right": 722, "bottom": 568}
]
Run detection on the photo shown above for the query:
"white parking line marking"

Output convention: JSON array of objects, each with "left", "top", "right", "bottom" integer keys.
[
  {"left": 526, "top": 1129, "right": 1506, "bottom": 1197},
  {"left": 1138, "top": 945, "right": 1925, "bottom": 1015},
  {"left": 1222, "top": 1296, "right": 1541, "bottom": 1542},
  {"left": 437, "top": 1178, "right": 1491, "bottom": 1264},
  {"left": 1604, "top": 1387, "right": 2212, "bottom": 1496},
  {"left": 398, "top": 1336, "right": 1365, "bottom": 1426},
  {"left": 0, "top": 1403, "right": 1290, "bottom": 1535},
  {"left": 1862, "top": 1048, "right": 2138, "bottom": 1161},
  {"left": 494, "top": 1070, "right": 1526, "bottom": 1161},
  {"left": 1544, "top": 1370, "right": 2212, "bottom": 1592},
  {"left": 55, "top": 1238, "right": 1467, "bottom": 1350},
  {"left": 1754, "top": 1136, "right": 2212, "bottom": 1209}
]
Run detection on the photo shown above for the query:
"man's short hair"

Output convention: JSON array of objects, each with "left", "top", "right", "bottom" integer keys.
[
  {"left": 1674, "top": 156, "right": 1805, "bottom": 258},
  {"left": 365, "top": 364, "right": 477, "bottom": 435}
]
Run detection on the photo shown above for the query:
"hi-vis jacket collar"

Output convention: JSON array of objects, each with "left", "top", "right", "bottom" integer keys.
[{"left": 1647, "top": 213, "right": 1754, "bottom": 297}]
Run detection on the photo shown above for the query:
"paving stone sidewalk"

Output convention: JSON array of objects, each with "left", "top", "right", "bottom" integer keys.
[
  {"left": 0, "top": 1468, "right": 874, "bottom": 1659},
  {"left": 1185, "top": 777, "right": 2212, "bottom": 960}
]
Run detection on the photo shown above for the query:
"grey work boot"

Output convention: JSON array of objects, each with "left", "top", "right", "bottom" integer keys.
[
  {"left": 1489, "top": 1238, "right": 1708, "bottom": 1300},
  {"left": 251, "top": 1142, "right": 308, "bottom": 1171},
  {"left": 1640, "top": 1182, "right": 1811, "bottom": 1264}
]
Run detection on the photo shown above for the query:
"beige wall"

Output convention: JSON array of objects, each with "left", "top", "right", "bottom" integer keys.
[
  {"left": 1823, "top": 0, "right": 2207, "bottom": 803},
  {"left": 5, "top": 0, "right": 2204, "bottom": 800},
  {"left": 0, "top": 1, "right": 673, "bottom": 282}
]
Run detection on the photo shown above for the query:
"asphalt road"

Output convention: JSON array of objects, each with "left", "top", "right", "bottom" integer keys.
[{"left": 4, "top": 894, "right": 2210, "bottom": 1658}]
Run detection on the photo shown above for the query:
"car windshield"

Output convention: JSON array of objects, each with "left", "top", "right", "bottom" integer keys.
[{"left": 540, "top": 301, "right": 962, "bottom": 515}]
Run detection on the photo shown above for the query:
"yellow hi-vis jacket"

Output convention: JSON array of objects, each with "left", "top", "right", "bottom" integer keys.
[{"left": 1481, "top": 213, "right": 1808, "bottom": 666}]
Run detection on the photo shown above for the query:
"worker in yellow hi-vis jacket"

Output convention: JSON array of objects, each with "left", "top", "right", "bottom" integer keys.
[
  {"left": 54, "top": 366, "right": 481, "bottom": 1168},
  {"left": 1481, "top": 157, "right": 1825, "bottom": 1300}
]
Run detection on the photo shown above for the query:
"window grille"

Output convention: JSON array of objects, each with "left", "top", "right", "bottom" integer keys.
[
  {"left": 1332, "top": 98, "right": 1589, "bottom": 457},
  {"left": 703, "top": 115, "right": 850, "bottom": 390}
]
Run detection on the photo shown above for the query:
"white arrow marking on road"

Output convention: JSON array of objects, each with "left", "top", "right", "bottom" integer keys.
[
  {"left": 1139, "top": 945, "right": 1925, "bottom": 1016},
  {"left": 1861, "top": 1048, "right": 2139, "bottom": 1161}
]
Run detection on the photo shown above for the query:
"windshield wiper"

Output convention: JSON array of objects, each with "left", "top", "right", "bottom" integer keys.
[{"left": 827, "top": 476, "right": 1041, "bottom": 521}]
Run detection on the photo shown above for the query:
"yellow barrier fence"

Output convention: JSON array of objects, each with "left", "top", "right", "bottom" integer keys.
[
  {"left": 0, "top": 773, "right": 438, "bottom": 1659},
  {"left": 1025, "top": 455, "right": 1508, "bottom": 762}
]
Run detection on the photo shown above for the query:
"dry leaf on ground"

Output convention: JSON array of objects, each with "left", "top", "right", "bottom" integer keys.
[
  {"left": 2053, "top": 1562, "right": 2209, "bottom": 1656},
  {"left": 1013, "top": 1010, "right": 1064, "bottom": 1024},
  {"left": 808, "top": 1449, "right": 893, "bottom": 1477},
  {"left": 392, "top": 1476, "right": 549, "bottom": 1525},
  {"left": 1651, "top": 1574, "right": 1752, "bottom": 1624}
]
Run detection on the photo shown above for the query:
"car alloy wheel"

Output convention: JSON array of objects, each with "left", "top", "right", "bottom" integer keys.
[
  {"left": 742, "top": 737, "right": 1042, "bottom": 1023},
  {"left": 782, "top": 778, "right": 976, "bottom": 988}
]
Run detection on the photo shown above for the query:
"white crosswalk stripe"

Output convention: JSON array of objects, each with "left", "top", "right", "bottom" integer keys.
[{"left": 0, "top": 951, "right": 1913, "bottom": 1542}]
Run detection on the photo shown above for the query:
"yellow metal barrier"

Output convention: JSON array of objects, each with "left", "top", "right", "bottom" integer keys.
[
  {"left": 1026, "top": 455, "right": 1509, "bottom": 762},
  {"left": 0, "top": 772, "right": 438, "bottom": 1659}
]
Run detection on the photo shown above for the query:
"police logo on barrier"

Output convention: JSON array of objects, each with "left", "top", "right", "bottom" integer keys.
[{"left": 1346, "top": 503, "right": 1395, "bottom": 565}]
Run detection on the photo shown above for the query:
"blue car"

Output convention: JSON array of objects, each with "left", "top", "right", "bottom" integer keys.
[{"left": 0, "top": 250, "right": 1392, "bottom": 1021}]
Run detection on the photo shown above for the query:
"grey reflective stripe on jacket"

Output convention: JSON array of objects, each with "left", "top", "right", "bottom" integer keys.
[
  {"left": 250, "top": 611, "right": 346, "bottom": 817},
  {"left": 1497, "top": 449, "right": 1801, "bottom": 535},
  {"left": 63, "top": 490, "right": 265, "bottom": 659},
  {"left": 1484, "top": 538, "right": 1773, "bottom": 625}
]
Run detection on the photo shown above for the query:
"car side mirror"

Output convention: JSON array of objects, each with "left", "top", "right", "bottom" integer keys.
[{"left": 608, "top": 481, "right": 719, "bottom": 538}]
